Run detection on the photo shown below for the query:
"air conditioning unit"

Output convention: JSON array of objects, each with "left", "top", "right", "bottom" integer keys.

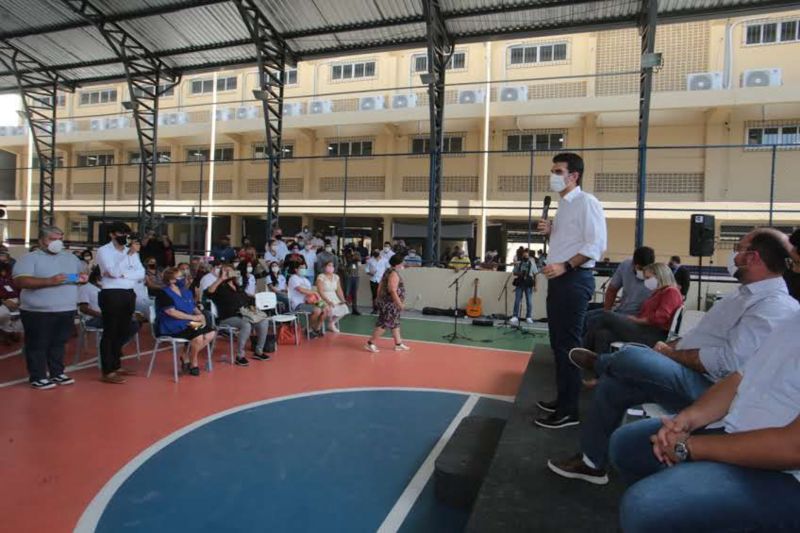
[
  {"left": 283, "top": 102, "right": 302, "bottom": 116},
  {"left": 105, "top": 116, "right": 130, "bottom": 129},
  {"left": 457, "top": 89, "right": 485, "bottom": 104},
  {"left": 741, "top": 68, "right": 782, "bottom": 88},
  {"left": 358, "top": 95, "right": 385, "bottom": 111},
  {"left": 159, "top": 112, "right": 188, "bottom": 126},
  {"left": 687, "top": 72, "right": 723, "bottom": 91},
  {"left": 57, "top": 121, "right": 76, "bottom": 134},
  {"left": 236, "top": 105, "right": 259, "bottom": 119},
  {"left": 89, "top": 118, "right": 106, "bottom": 131},
  {"left": 499, "top": 85, "right": 528, "bottom": 102},
  {"left": 309, "top": 100, "right": 332, "bottom": 114},
  {"left": 215, "top": 107, "right": 234, "bottom": 121},
  {"left": 392, "top": 94, "right": 417, "bottom": 109}
]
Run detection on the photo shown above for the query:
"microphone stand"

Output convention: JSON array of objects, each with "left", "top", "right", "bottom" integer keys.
[
  {"left": 442, "top": 268, "right": 473, "bottom": 343},
  {"left": 497, "top": 273, "right": 513, "bottom": 326}
]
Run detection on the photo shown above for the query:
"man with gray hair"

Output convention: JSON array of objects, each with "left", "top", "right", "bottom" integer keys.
[{"left": 12, "top": 226, "right": 86, "bottom": 389}]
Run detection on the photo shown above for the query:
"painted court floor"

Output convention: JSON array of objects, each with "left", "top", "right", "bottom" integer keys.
[{"left": 0, "top": 316, "right": 539, "bottom": 533}]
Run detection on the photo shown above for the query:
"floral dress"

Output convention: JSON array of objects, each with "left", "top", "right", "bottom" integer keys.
[{"left": 375, "top": 268, "right": 405, "bottom": 329}]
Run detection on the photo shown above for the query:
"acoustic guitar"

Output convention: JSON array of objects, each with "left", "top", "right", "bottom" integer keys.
[{"left": 466, "top": 278, "right": 483, "bottom": 318}]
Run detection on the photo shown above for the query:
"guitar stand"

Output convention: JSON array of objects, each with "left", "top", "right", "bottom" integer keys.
[{"left": 443, "top": 269, "right": 473, "bottom": 343}]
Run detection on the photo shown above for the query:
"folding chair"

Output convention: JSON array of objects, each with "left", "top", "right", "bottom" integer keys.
[
  {"left": 74, "top": 313, "right": 141, "bottom": 368},
  {"left": 255, "top": 291, "right": 299, "bottom": 349},
  {"left": 209, "top": 300, "right": 237, "bottom": 364},
  {"left": 610, "top": 306, "right": 685, "bottom": 353},
  {"left": 146, "top": 302, "right": 213, "bottom": 383}
]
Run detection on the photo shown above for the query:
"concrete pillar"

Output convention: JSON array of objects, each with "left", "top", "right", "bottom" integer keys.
[
  {"left": 229, "top": 214, "right": 242, "bottom": 244},
  {"left": 475, "top": 216, "right": 486, "bottom": 261},
  {"left": 581, "top": 113, "right": 599, "bottom": 193},
  {"left": 382, "top": 216, "right": 393, "bottom": 245}
]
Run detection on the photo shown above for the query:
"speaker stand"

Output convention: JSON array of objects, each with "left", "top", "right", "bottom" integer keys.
[{"left": 696, "top": 256, "right": 703, "bottom": 311}]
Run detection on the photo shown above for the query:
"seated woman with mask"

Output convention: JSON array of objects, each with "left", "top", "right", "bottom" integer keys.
[
  {"left": 266, "top": 260, "right": 289, "bottom": 310},
  {"left": 155, "top": 267, "right": 216, "bottom": 376}
]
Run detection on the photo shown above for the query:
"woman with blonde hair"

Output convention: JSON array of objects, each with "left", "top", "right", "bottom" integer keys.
[{"left": 578, "top": 262, "right": 683, "bottom": 355}]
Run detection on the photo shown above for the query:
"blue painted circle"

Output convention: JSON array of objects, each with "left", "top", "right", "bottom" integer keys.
[{"left": 96, "top": 390, "right": 471, "bottom": 532}]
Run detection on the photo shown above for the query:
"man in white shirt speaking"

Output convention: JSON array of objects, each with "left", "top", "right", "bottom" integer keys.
[
  {"left": 96, "top": 222, "right": 145, "bottom": 384},
  {"left": 536, "top": 153, "right": 607, "bottom": 429}
]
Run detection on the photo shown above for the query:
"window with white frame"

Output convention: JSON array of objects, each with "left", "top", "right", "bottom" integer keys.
[
  {"left": 128, "top": 150, "right": 172, "bottom": 164},
  {"left": 31, "top": 154, "right": 65, "bottom": 168},
  {"left": 747, "top": 125, "right": 800, "bottom": 147},
  {"left": 253, "top": 143, "right": 294, "bottom": 159},
  {"left": 133, "top": 84, "right": 175, "bottom": 98},
  {"left": 186, "top": 146, "right": 235, "bottom": 162},
  {"left": 508, "top": 42, "right": 568, "bottom": 65},
  {"left": 745, "top": 19, "right": 799, "bottom": 45},
  {"left": 284, "top": 69, "right": 298, "bottom": 85},
  {"left": 78, "top": 88, "right": 118, "bottom": 105},
  {"left": 70, "top": 219, "right": 89, "bottom": 240},
  {"left": 331, "top": 61, "right": 376, "bottom": 81},
  {"left": 506, "top": 131, "right": 565, "bottom": 151},
  {"left": 413, "top": 51, "right": 467, "bottom": 73},
  {"left": 327, "top": 139, "right": 373, "bottom": 157},
  {"left": 411, "top": 135, "right": 464, "bottom": 154},
  {"left": 77, "top": 153, "right": 115, "bottom": 167},
  {"left": 190, "top": 76, "right": 238, "bottom": 95}
]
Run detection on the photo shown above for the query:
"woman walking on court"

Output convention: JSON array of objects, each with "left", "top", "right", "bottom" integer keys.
[{"left": 365, "top": 254, "right": 410, "bottom": 353}]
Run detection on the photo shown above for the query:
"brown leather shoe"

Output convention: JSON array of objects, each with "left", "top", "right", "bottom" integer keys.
[
  {"left": 101, "top": 372, "right": 126, "bottom": 384},
  {"left": 568, "top": 348, "right": 598, "bottom": 372}
]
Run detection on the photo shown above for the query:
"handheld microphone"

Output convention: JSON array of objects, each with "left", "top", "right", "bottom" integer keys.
[{"left": 542, "top": 195, "right": 552, "bottom": 221}]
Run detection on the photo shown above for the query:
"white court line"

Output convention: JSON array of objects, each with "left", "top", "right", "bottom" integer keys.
[
  {"left": 339, "top": 331, "right": 534, "bottom": 355},
  {"left": 377, "top": 394, "right": 480, "bottom": 533},
  {"left": 0, "top": 348, "right": 22, "bottom": 361},
  {"left": 74, "top": 387, "right": 508, "bottom": 533}
]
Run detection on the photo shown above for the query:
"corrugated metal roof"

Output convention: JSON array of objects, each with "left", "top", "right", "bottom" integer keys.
[{"left": 0, "top": 0, "right": 792, "bottom": 93}]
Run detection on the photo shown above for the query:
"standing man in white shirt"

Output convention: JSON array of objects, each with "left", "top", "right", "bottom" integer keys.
[
  {"left": 96, "top": 222, "right": 145, "bottom": 384},
  {"left": 366, "top": 249, "right": 388, "bottom": 314},
  {"left": 536, "top": 153, "right": 607, "bottom": 428},
  {"left": 300, "top": 242, "right": 317, "bottom": 284}
]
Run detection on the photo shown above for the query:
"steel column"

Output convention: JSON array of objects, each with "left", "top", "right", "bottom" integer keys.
[
  {"left": 62, "top": 0, "right": 179, "bottom": 234},
  {"left": 422, "top": 0, "right": 454, "bottom": 266},
  {"left": 232, "top": 0, "right": 293, "bottom": 241},
  {"left": 0, "top": 42, "right": 74, "bottom": 230},
  {"left": 634, "top": 0, "right": 658, "bottom": 248}
]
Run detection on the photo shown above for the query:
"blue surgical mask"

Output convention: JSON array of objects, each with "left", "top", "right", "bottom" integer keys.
[
  {"left": 176, "top": 278, "right": 186, "bottom": 288},
  {"left": 298, "top": 268, "right": 309, "bottom": 276}
]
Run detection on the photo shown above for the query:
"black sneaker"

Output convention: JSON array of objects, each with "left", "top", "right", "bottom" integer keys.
[
  {"left": 181, "top": 361, "right": 191, "bottom": 374},
  {"left": 534, "top": 412, "right": 580, "bottom": 429},
  {"left": 536, "top": 399, "right": 558, "bottom": 413},
  {"left": 51, "top": 374, "right": 75, "bottom": 386},
  {"left": 30, "top": 378, "right": 56, "bottom": 390},
  {"left": 189, "top": 366, "right": 200, "bottom": 376},
  {"left": 547, "top": 454, "right": 609, "bottom": 485},
  {"left": 252, "top": 353, "right": 271, "bottom": 361},
  {"left": 235, "top": 357, "right": 250, "bottom": 367}
]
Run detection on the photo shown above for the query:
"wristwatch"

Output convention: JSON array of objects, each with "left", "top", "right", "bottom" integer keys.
[
  {"left": 674, "top": 439, "right": 691, "bottom": 463},
  {"left": 563, "top": 261, "right": 574, "bottom": 273}
]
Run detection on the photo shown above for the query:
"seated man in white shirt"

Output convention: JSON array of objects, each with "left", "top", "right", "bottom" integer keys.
[
  {"left": 549, "top": 228, "right": 799, "bottom": 484},
  {"left": 609, "top": 311, "right": 800, "bottom": 532},
  {"left": 78, "top": 267, "right": 140, "bottom": 345}
]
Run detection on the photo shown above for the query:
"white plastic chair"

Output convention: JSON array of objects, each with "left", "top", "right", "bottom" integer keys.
[
  {"left": 75, "top": 313, "right": 140, "bottom": 368},
  {"left": 610, "top": 306, "right": 685, "bottom": 352},
  {"left": 255, "top": 291, "right": 299, "bottom": 348},
  {"left": 146, "top": 302, "right": 213, "bottom": 383},
  {"left": 209, "top": 300, "right": 237, "bottom": 364}
]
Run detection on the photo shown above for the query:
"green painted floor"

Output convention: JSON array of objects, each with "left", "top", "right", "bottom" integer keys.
[{"left": 338, "top": 314, "right": 548, "bottom": 353}]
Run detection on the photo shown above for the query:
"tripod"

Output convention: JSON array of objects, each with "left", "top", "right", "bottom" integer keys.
[
  {"left": 497, "top": 273, "right": 513, "bottom": 326},
  {"left": 443, "top": 268, "right": 473, "bottom": 343}
]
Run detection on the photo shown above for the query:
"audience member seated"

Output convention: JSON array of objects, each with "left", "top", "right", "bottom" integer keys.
[
  {"left": 300, "top": 243, "right": 317, "bottom": 283},
  {"left": 156, "top": 267, "right": 216, "bottom": 376},
  {"left": 668, "top": 255, "right": 691, "bottom": 298},
  {"left": 366, "top": 249, "right": 388, "bottom": 314},
  {"left": 266, "top": 261, "right": 289, "bottom": 310},
  {"left": 284, "top": 242, "right": 303, "bottom": 265},
  {"left": 0, "top": 258, "right": 21, "bottom": 344},
  {"left": 784, "top": 229, "right": 800, "bottom": 302},
  {"left": 143, "top": 256, "right": 164, "bottom": 297},
  {"left": 198, "top": 262, "right": 220, "bottom": 294},
  {"left": 78, "top": 267, "right": 139, "bottom": 344},
  {"left": 591, "top": 246, "right": 654, "bottom": 316},
  {"left": 581, "top": 262, "right": 683, "bottom": 354},
  {"left": 263, "top": 239, "right": 284, "bottom": 264},
  {"left": 316, "top": 259, "right": 349, "bottom": 333},
  {"left": 314, "top": 240, "right": 339, "bottom": 277},
  {"left": 477, "top": 250, "right": 500, "bottom": 271},
  {"left": 403, "top": 248, "right": 422, "bottom": 268},
  {"left": 287, "top": 260, "right": 328, "bottom": 337},
  {"left": 211, "top": 235, "right": 236, "bottom": 263},
  {"left": 207, "top": 264, "right": 270, "bottom": 365},
  {"left": 448, "top": 248, "right": 471, "bottom": 270},
  {"left": 609, "top": 314, "right": 800, "bottom": 532},
  {"left": 547, "top": 229, "right": 799, "bottom": 485}
]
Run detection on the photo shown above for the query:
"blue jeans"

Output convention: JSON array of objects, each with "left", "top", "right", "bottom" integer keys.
[
  {"left": 581, "top": 345, "right": 713, "bottom": 469},
  {"left": 345, "top": 276, "right": 359, "bottom": 309},
  {"left": 512, "top": 286, "right": 532, "bottom": 319},
  {"left": 610, "top": 419, "right": 800, "bottom": 532},
  {"left": 546, "top": 269, "right": 595, "bottom": 417}
]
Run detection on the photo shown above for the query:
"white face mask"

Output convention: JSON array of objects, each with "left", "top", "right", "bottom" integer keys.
[
  {"left": 271, "top": 266, "right": 280, "bottom": 274},
  {"left": 47, "top": 239, "right": 64, "bottom": 254},
  {"left": 635, "top": 269, "right": 644, "bottom": 281},
  {"left": 727, "top": 251, "right": 740, "bottom": 278},
  {"left": 643, "top": 277, "right": 658, "bottom": 291},
  {"left": 246, "top": 265, "right": 253, "bottom": 274},
  {"left": 384, "top": 246, "right": 391, "bottom": 252},
  {"left": 549, "top": 173, "right": 567, "bottom": 193},
  {"left": 324, "top": 246, "right": 332, "bottom": 253}
]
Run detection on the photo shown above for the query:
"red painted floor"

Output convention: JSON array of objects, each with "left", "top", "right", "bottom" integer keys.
[{"left": 0, "top": 331, "right": 528, "bottom": 533}]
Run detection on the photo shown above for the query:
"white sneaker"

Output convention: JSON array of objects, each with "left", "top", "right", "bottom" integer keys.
[
  {"left": 526, "top": 318, "right": 534, "bottom": 324},
  {"left": 365, "top": 342, "right": 380, "bottom": 353},
  {"left": 329, "top": 322, "right": 340, "bottom": 333},
  {"left": 509, "top": 317, "right": 519, "bottom": 326},
  {"left": 394, "top": 343, "right": 411, "bottom": 351}
]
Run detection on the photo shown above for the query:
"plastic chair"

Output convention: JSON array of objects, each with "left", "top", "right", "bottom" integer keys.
[
  {"left": 209, "top": 300, "right": 237, "bottom": 364},
  {"left": 610, "top": 306, "right": 685, "bottom": 352},
  {"left": 146, "top": 302, "right": 213, "bottom": 383},
  {"left": 255, "top": 291, "right": 299, "bottom": 348},
  {"left": 75, "top": 313, "right": 140, "bottom": 368}
]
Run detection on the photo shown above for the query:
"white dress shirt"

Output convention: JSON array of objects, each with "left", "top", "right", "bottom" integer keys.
[
  {"left": 96, "top": 242, "right": 145, "bottom": 290},
  {"left": 721, "top": 311, "right": 800, "bottom": 481},
  {"left": 548, "top": 186, "right": 607, "bottom": 267},
  {"left": 199, "top": 272, "right": 218, "bottom": 294},
  {"left": 263, "top": 250, "right": 281, "bottom": 264},
  {"left": 274, "top": 240, "right": 288, "bottom": 261},
  {"left": 677, "top": 276, "right": 799, "bottom": 382},
  {"left": 300, "top": 249, "right": 317, "bottom": 270},
  {"left": 367, "top": 257, "right": 388, "bottom": 283}
]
